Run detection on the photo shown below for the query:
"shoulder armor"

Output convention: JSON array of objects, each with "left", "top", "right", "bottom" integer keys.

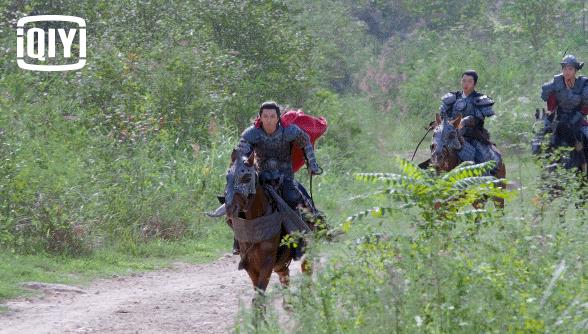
[
  {"left": 441, "top": 92, "right": 457, "bottom": 105},
  {"left": 553, "top": 74, "right": 565, "bottom": 90},
  {"left": 240, "top": 126, "right": 260, "bottom": 143},
  {"left": 282, "top": 124, "right": 305, "bottom": 140},
  {"left": 474, "top": 94, "right": 494, "bottom": 107},
  {"left": 578, "top": 76, "right": 588, "bottom": 88}
]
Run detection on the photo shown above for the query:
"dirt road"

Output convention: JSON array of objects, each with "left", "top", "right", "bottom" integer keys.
[{"left": 0, "top": 254, "right": 299, "bottom": 334}]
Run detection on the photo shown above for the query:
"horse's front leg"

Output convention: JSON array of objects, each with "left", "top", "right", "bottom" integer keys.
[
  {"left": 251, "top": 289, "right": 267, "bottom": 327},
  {"left": 254, "top": 239, "right": 279, "bottom": 292},
  {"left": 248, "top": 241, "right": 276, "bottom": 324},
  {"left": 274, "top": 265, "right": 293, "bottom": 311}
]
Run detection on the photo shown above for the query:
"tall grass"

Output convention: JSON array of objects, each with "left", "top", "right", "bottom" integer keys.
[
  {"left": 235, "top": 28, "right": 588, "bottom": 333},
  {"left": 240, "top": 149, "right": 587, "bottom": 333}
]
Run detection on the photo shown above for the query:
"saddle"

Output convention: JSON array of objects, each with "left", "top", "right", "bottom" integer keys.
[
  {"left": 210, "top": 171, "right": 317, "bottom": 218},
  {"left": 258, "top": 169, "right": 318, "bottom": 214},
  {"left": 462, "top": 127, "right": 493, "bottom": 145}
]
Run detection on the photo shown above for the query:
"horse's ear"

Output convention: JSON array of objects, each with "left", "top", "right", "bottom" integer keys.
[
  {"left": 435, "top": 113, "right": 441, "bottom": 126},
  {"left": 230, "top": 149, "right": 238, "bottom": 164},
  {"left": 245, "top": 153, "right": 254, "bottom": 167},
  {"left": 452, "top": 115, "right": 462, "bottom": 128}
]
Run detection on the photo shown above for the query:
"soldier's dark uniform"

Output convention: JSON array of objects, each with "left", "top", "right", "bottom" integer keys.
[
  {"left": 236, "top": 117, "right": 320, "bottom": 209},
  {"left": 439, "top": 89, "right": 501, "bottom": 165},
  {"left": 536, "top": 55, "right": 588, "bottom": 151},
  {"left": 231, "top": 101, "right": 321, "bottom": 257}
]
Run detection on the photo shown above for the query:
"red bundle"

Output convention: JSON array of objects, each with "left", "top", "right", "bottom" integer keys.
[{"left": 254, "top": 109, "right": 328, "bottom": 172}]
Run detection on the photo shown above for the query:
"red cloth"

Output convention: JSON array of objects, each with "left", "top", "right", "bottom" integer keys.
[
  {"left": 547, "top": 93, "right": 557, "bottom": 113},
  {"left": 582, "top": 106, "right": 588, "bottom": 126},
  {"left": 254, "top": 109, "right": 328, "bottom": 173}
]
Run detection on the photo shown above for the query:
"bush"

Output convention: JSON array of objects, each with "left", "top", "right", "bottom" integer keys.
[{"left": 241, "top": 159, "right": 588, "bottom": 333}]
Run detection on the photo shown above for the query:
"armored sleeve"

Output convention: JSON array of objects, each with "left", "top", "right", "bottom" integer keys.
[
  {"left": 285, "top": 125, "right": 319, "bottom": 168},
  {"left": 581, "top": 79, "right": 588, "bottom": 115},
  {"left": 439, "top": 92, "right": 456, "bottom": 119},
  {"left": 473, "top": 95, "right": 495, "bottom": 121},
  {"left": 541, "top": 75, "right": 562, "bottom": 101},
  {"left": 235, "top": 126, "right": 257, "bottom": 157}
]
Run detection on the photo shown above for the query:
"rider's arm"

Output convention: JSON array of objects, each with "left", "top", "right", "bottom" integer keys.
[
  {"left": 541, "top": 75, "right": 561, "bottom": 102},
  {"left": 472, "top": 95, "right": 495, "bottom": 123},
  {"left": 235, "top": 126, "right": 257, "bottom": 159},
  {"left": 286, "top": 125, "right": 320, "bottom": 173},
  {"left": 581, "top": 83, "right": 588, "bottom": 115},
  {"left": 567, "top": 78, "right": 588, "bottom": 124},
  {"left": 439, "top": 93, "right": 456, "bottom": 119}
]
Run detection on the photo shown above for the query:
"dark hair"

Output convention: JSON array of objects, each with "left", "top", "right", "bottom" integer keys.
[
  {"left": 462, "top": 70, "right": 478, "bottom": 85},
  {"left": 258, "top": 101, "right": 282, "bottom": 126},
  {"left": 259, "top": 101, "right": 280, "bottom": 115}
]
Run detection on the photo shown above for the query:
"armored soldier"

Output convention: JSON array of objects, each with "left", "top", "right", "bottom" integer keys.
[
  {"left": 231, "top": 101, "right": 322, "bottom": 255},
  {"left": 236, "top": 101, "right": 321, "bottom": 209},
  {"left": 439, "top": 70, "right": 502, "bottom": 165},
  {"left": 535, "top": 55, "right": 588, "bottom": 152}
]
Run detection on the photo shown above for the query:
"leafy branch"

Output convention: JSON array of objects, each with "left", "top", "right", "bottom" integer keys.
[{"left": 346, "top": 158, "right": 511, "bottom": 237}]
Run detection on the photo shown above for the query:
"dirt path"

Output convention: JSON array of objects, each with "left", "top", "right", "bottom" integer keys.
[{"left": 0, "top": 254, "right": 300, "bottom": 334}]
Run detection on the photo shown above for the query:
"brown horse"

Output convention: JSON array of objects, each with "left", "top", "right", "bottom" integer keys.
[
  {"left": 430, "top": 114, "right": 506, "bottom": 208},
  {"left": 224, "top": 151, "right": 309, "bottom": 303}
]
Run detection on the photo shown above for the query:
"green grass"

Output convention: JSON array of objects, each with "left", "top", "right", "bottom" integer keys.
[
  {"left": 0, "top": 222, "right": 232, "bottom": 303},
  {"left": 241, "top": 151, "right": 588, "bottom": 333}
]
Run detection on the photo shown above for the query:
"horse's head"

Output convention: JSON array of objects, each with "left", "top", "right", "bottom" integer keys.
[
  {"left": 225, "top": 151, "right": 257, "bottom": 218},
  {"left": 430, "top": 113, "right": 463, "bottom": 171}
]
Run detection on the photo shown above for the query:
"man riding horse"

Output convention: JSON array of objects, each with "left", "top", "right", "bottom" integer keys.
[
  {"left": 231, "top": 101, "right": 322, "bottom": 257},
  {"left": 437, "top": 70, "right": 502, "bottom": 167},
  {"left": 533, "top": 55, "right": 588, "bottom": 154}
]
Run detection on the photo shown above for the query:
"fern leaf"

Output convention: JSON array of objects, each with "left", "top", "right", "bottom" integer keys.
[
  {"left": 355, "top": 172, "right": 404, "bottom": 183},
  {"left": 451, "top": 176, "right": 497, "bottom": 190},
  {"left": 396, "top": 157, "right": 427, "bottom": 180},
  {"left": 442, "top": 160, "right": 496, "bottom": 182},
  {"left": 346, "top": 206, "right": 399, "bottom": 222}
]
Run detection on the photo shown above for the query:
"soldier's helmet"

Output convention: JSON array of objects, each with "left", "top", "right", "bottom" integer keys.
[{"left": 560, "top": 54, "right": 584, "bottom": 70}]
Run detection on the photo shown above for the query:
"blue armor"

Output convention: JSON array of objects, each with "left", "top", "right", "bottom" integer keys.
[
  {"left": 439, "top": 91, "right": 501, "bottom": 165},
  {"left": 541, "top": 74, "right": 588, "bottom": 124},
  {"left": 236, "top": 124, "right": 319, "bottom": 209}
]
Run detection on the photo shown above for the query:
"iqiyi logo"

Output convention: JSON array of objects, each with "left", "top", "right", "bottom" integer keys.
[{"left": 17, "top": 15, "right": 86, "bottom": 71}]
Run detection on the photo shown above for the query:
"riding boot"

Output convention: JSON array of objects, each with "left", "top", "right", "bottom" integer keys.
[{"left": 232, "top": 238, "right": 240, "bottom": 255}]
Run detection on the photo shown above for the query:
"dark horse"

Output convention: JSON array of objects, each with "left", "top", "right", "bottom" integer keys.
[
  {"left": 223, "top": 151, "right": 310, "bottom": 303},
  {"left": 429, "top": 113, "right": 507, "bottom": 208},
  {"left": 532, "top": 109, "right": 588, "bottom": 214}
]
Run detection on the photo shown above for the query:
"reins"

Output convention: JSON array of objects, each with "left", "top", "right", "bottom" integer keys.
[{"left": 411, "top": 127, "right": 433, "bottom": 161}]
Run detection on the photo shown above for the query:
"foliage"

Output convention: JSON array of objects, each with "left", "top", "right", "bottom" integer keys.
[
  {"left": 241, "top": 155, "right": 588, "bottom": 334},
  {"left": 347, "top": 159, "right": 508, "bottom": 239},
  {"left": 0, "top": 0, "right": 356, "bottom": 255},
  {"left": 1, "top": 2, "right": 588, "bottom": 332}
]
